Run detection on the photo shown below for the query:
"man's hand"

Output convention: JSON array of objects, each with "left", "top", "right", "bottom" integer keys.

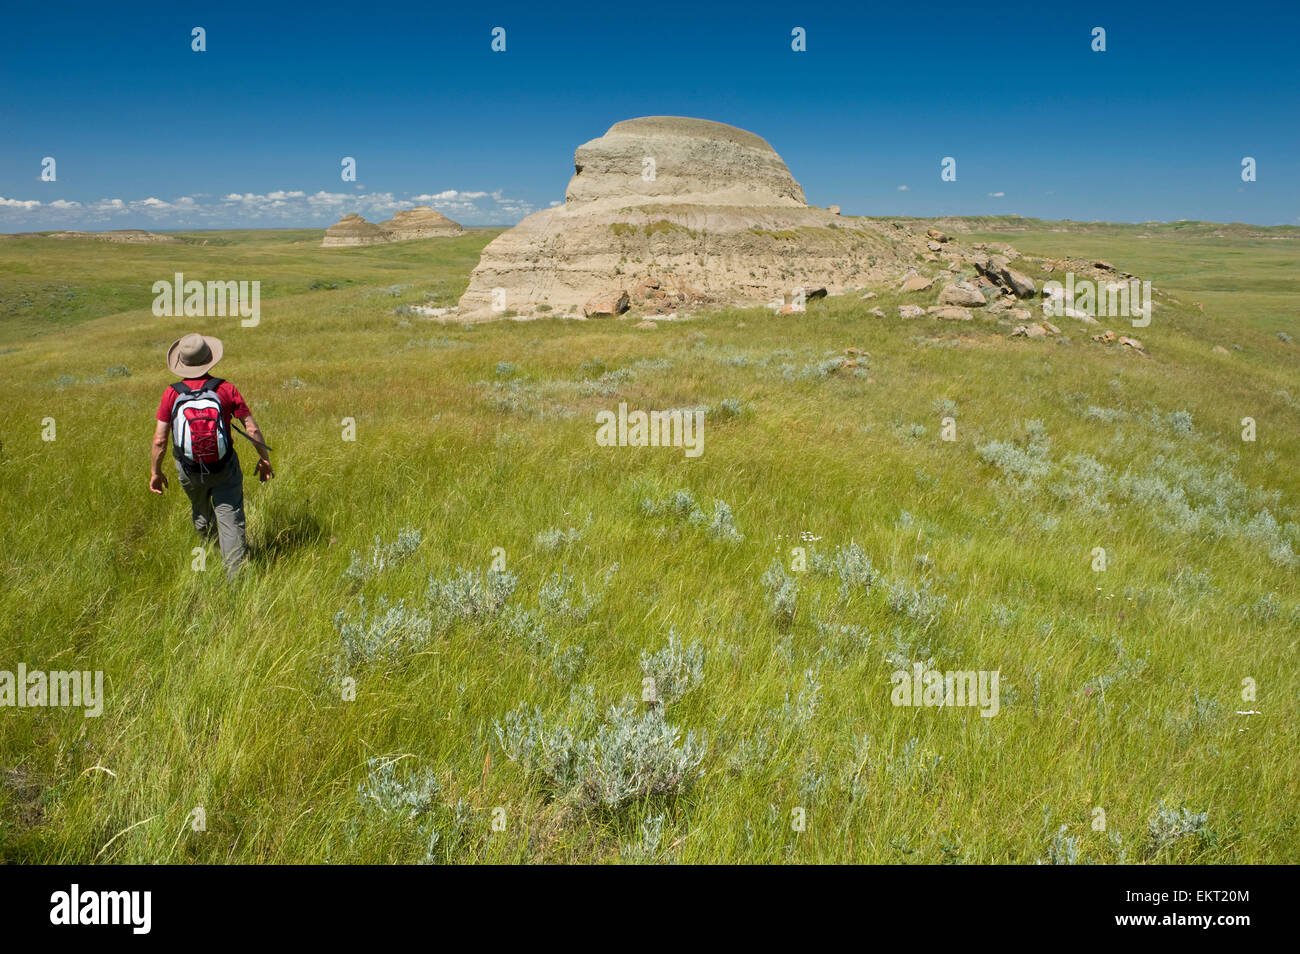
[
  {"left": 150, "top": 420, "right": 170, "bottom": 491},
  {"left": 239, "top": 415, "right": 274, "bottom": 482}
]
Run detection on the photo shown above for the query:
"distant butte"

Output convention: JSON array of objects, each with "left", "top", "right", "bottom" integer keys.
[{"left": 321, "top": 206, "right": 464, "bottom": 247}]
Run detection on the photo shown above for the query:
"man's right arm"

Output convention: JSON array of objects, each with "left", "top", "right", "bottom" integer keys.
[{"left": 238, "top": 413, "right": 275, "bottom": 481}]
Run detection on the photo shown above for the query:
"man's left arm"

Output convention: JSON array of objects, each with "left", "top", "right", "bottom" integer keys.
[{"left": 149, "top": 420, "right": 170, "bottom": 493}]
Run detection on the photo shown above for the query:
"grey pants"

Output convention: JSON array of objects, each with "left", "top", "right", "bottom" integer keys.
[{"left": 175, "top": 454, "right": 246, "bottom": 576}]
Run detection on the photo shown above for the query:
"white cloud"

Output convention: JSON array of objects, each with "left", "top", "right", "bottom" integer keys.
[
  {"left": 988, "top": 191, "right": 1006, "bottom": 197},
  {"left": 414, "top": 189, "right": 490, "bottom": 201},
  {"left": 411, "top": 189, "right": 535, "bottom": 219},
  {"left": 305, "top": 190, "right": 349, "bottom": 207},
  {"left": 1, "top": 187, "right": 537, "bottom": 228},
  {"left": 897, "top": 185, "right": 909, "bottom": 191}
]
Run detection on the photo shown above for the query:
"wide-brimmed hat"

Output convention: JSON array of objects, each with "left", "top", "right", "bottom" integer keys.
[{"left": 166, "top": 333, "right": 224, "bottom": 377}]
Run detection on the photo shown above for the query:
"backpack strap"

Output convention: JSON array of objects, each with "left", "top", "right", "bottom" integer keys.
[{"left": 171, "top": 378, "right": 223, "bottom": 396}]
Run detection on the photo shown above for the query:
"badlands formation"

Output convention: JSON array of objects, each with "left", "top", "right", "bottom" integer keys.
[
  {"left": 456, "top": 116, "right": 1057, "bottom": 322},
  {"left": 0, "top": 229, "right": 180, "bottom": 243},
  {"left": 380, "top": 207, "right": 465, "bottom": 240},
  {"left": 322, "top": 206, "right": 464, "bottom": 247}
]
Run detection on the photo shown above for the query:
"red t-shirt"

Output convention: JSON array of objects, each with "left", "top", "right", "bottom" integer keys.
[{"left": 157, "top": 376, "right": 251, "bottom": 429}]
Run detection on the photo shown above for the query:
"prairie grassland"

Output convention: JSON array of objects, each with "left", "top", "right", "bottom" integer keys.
[{"left": 0, "top": 221, "right": 1296, "bottom": 863}]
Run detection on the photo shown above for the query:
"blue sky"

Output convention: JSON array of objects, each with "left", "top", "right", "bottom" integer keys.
[{"left": 2, "top": 0, "right": 1297, "bottom": 230}]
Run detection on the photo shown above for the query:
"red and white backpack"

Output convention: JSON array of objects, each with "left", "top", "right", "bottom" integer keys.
[{"left": 170, "top": 378, "right": 233, "bottom": 471}]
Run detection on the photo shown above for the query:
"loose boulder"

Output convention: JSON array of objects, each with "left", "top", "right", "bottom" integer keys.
[
  {"left": 1000, "top": 267, "right": 1036, "bottom": 298},
  {"left": 790, "top": 286, "right": 828, "bottom": 303},
  {"left": 971, "top": 254, "right": 1010, "bottom": 283},
  {"left": 928, "top": 306, "right": 974, "bottom": 321},
  {"left": 583, "top": 290, "right": 630, "bottom": 317},
  {"left": 938, "top": 282, "right": 986, "bottom": 307},
  {"left": 1012, "top": 323, "right": 1049, "bottom": 339}
]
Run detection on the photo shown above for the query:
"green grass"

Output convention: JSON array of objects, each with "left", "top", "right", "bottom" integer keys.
[
  {"left": 0, "top": 228, "right": 501, "bottom": 346},
  {"left": 612, "top": 220, "right": 698, "bottom": 239},
  {"left": 0, "top": 222, "right": 1297, "bottom": 863}
]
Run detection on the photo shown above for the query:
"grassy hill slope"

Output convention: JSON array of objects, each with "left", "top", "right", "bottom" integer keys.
[{"left": 0, "top": 223, "right": 1296, "bottom": 863}]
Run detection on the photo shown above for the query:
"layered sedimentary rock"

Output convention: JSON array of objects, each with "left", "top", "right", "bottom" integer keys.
[
  {"left": 456, "top": 116, "right": 928, "bottom": 321},
  {"left": 321, "top": 213, "right": 390, "bottom": 247},
  {"left": 563, "top": 116, "right": 807, "bottom": 208},
  {"left": 377, "top": 206, "right": 464, "bottom": 240},
  {"left": 322, "top": 207, "right": 464, "bottom": 247}
]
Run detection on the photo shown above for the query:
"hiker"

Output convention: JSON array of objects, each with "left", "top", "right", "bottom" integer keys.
[{"left": 149, "top": 333, "right": 274, "bottom": 576}]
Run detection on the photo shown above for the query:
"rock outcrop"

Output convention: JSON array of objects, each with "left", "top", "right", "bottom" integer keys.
[
  {"left": 46, "top": 229, "right": 180, "bottom": 244},
  {"left": 377, "top": 206, "right": 464, "bottom": 240},
  {"left": 321, "top": 214, "right": 391, "bottom": 247},
  {"left": 322, "top": 207, "right": 464, "bottom": 247},
  {"left": 455, "top": 116, "right": 940, "bottom": 321}
]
